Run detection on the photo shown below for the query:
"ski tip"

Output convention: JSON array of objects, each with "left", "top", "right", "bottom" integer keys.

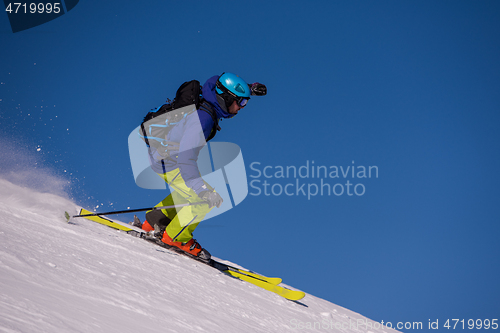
[
  {"left": 64, "top": 211, "right": 70, "bottom": 222},
  {"left": 288, "top": 291, "right": 306, "bottom": 301}
]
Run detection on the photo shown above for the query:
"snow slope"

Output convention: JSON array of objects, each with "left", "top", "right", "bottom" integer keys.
[{"left": 0, "top": 178, "right": 400, "bottom": 333}]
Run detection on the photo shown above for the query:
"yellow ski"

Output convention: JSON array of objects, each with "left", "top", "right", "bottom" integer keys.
[
  {"left": 225, "top": 267, "right": 282, "bottom": 285},
  {"left": 67, "top": 209, "right": 135, "bottom": 232},
  {"left": 225, "top": 270, "right": 305, "bottom": 301}
]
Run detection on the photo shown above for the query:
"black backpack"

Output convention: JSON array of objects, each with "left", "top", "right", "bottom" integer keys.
[
  {"left": 142, "top": 80, "right": 202, "bottom": 123},
  {"left": 140, "top": 80, "right": 219, "bottom": 158}
]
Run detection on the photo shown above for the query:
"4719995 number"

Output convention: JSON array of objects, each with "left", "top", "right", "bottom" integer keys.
[{"left": 5, "top": 3, "right": 62, "bottom": 14}]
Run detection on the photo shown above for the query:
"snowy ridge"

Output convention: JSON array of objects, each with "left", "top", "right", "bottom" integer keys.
[{"left": 0, "top": 178, "right": 400, "bottom": 333}]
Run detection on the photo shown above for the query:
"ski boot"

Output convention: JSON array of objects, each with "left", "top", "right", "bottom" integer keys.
[
  {"left": 128, "top": 215, "right": 164, "bottom": 240},
  {"left": 161, "top": 232, "right": 211, "bottom": 263},
  {"left": 136, "top": 210, "right": 172, "bottom": 239}
]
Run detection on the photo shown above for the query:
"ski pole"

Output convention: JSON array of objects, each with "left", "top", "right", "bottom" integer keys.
[{"left": 71, "top": 202, "right": 207, "bottom": 218}]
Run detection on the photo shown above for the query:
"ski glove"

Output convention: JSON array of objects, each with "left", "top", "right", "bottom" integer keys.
[
  {"left": 199, "top": 190, "right": 223, "bottom": 208},
  {"left": 248, "top": 82, "right": 267, "bottom": 96}
]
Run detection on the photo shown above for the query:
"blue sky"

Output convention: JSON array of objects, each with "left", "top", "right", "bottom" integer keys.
[{"left": 1, "top": 1, "right": 499, "bottom": 331}]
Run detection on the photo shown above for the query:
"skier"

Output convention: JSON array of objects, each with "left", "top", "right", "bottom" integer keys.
[{"left": 137, "top": 73, "right": 266, "bottom": 261}]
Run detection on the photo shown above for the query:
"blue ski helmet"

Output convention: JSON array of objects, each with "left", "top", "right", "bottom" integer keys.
[{"left": 216, "top": 72, "right": 251, "bottom": 109}]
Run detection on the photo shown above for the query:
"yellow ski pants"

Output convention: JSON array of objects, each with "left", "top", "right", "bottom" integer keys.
[{"left": 154, "top": 169, "right": 214, "bottom": 243}]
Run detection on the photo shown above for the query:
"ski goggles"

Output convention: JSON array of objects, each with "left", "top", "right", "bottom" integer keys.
[{"left": 237, "top": 97, "right": 249, "bottom": 107}]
